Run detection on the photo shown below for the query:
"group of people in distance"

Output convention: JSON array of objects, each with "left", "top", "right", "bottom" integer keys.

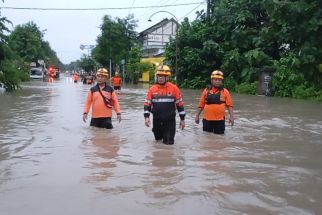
[{"left": 83, "top": 65, "right": 234, "bottom": 145}]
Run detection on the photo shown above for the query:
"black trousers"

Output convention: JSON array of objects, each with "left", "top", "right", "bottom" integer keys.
[
  {"left": 152, "top": 117, "right": 176, "bottom": 145},
  {"left": 202, "top": 119, "right": 225, "bottom": 134},
  {"left": 90, "top": 117, "right": 113, "bottom": 129}
]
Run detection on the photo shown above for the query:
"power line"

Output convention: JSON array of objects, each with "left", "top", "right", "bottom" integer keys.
[
  {"left": 143, "top": 1, "right": 205, "bottom": 50},
  {"left": 128, "top": 0, "right": 136, "bottom": 14},
  {"left": 147, "top": 1, "right": 205, "bottom": 33},
  {"left": 1, "top": 2, "right": 204, "bottom": 11},
  {"left": 138, "top": 0, "right": 177, "bottom": 22},
  {"left": 178, "top": 1, "right": 205, "bottom": 21},
  {"left": 137, "top": 0, "right": 173, "bottom": 20}
]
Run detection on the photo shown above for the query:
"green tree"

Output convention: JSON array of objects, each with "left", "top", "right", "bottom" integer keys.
[
  {"left": 92, "top": 14, "right": 138, "bottom": 70},
  {"left": 165, "top": 0, "right": 322, "bottom": 100},
  {"left": 0, "top": 11, "right": 10, "bottom": 61},
  {"left": 0, "top": 6, "right": 25, "bottom": 91},
  {"left": 8, "top": 22, "right": 43, "bottom": 62},
  {"left": 265, "top": 0, "right": 322, "bottom": 88},
  {"left": 65, "top": 60, "right": 81, "bottom": 72},
  {"left": 1, "top": 16, "right": 62, "bottom": 90},
  {"left": 8, "top": 21, "right": 62, "bottom": 67},
  {"left": 42, "top": 41, "right": 63, "bottom": 69},
  {"left": 78, "top": 55, "right": 97, "bottom": 73},
  {"left": 126, "top": 44, "right": 153, "bottom": 83}
]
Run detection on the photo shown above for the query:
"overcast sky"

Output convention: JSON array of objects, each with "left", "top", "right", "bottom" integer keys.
[{"left": 1, "top": 0, "right": 206, "bottom": 64}]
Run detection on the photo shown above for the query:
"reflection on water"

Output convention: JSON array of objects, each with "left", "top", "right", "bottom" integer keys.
[
  {"left": 82, "top": 129, "right": 120, "bottom": 185},
  {"left": 0, "top": 77, "right": 322, "bottom": 215},
  {"left": 144, "top": 145, "right": 183, "bottom": 203}
]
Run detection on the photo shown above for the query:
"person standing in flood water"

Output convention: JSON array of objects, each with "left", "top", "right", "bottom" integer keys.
[
  {"left": 144, "top": 65, "right": 186, "bottom": 145},
  {"left": 83, "top": 68, "right": 121, "bottom": 129},
  {"left": 195, "top": 70, "right": 234, "bottom": 134},
  {"left": 110, "top": 71, "right": 122, "bottom": 91}
]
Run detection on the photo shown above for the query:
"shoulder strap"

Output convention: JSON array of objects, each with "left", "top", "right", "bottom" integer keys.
[{"left": 98, "top": 84, "right": 113, "bottom": 108}]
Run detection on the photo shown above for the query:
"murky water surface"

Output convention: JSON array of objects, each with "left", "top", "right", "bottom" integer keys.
[{"left": 1, "top": 76, "right": 322, "bottom": 214}]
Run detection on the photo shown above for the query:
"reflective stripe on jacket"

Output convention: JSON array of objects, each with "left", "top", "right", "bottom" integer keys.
[{"left": 144, "top": 82, "right": 185, "bottom": 120}]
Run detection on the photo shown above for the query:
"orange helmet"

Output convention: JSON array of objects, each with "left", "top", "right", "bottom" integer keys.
[
  {"left": 96, "top": 68, "right": 109, "bottom": 77},
  {"left": 155, "top": 65, "right": 171, "bottom": 76},
  {"left": 211, "top": 70, "right": 224, "bottom": 79}
]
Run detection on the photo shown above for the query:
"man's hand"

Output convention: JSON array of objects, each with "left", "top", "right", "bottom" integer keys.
[
  {"left": 195, "top": 115, "right": 200, "bottom": 124},
  {"left": 179, "top": 120, "right": 185, "bottom": 130},
  {"left": 229, "top": 116, "right": 234, "bottom": 126},
  {"left": 145, "top": 117, "right": 150, "bottom": 127},
  {"left": 83, "top": 113, "right": 88, "bottom": 123},
  {"left": 117, "top": 114, "right": 121, "bottom": 123}
]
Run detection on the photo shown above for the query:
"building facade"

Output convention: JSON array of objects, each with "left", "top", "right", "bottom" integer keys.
[{"left": 138, "top": 18, "right": 178, "bottom": 57}]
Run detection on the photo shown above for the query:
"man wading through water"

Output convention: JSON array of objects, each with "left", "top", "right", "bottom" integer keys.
[
  {"left": 195, "top": 70, "right": 234, "bottom": 134},
  {"left": 83, "top": 68, "right": 121, "bottom": 129},
  {"left": 144, "top": 65, "right": 185, "bottom": 145}
]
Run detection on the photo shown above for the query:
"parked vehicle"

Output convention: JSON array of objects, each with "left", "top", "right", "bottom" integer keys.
[
  {"left": 0, "top": 82, "right": 5, "bottom": 94},
  {"left": 29, "top": 67, "right": 45, "bottom": 79}
]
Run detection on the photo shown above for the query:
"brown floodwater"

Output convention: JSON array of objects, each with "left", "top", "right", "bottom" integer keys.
[{"left": 0, "top": 75, "right": 322, "bottom": 215}]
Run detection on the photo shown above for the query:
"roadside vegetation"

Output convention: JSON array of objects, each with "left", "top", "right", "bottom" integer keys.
[
  {"left": 1, "top": 0, "right": 321, "bottom": 100},
  {"left": 165, "top": 0, "right": 322, "bottom": 100},
  {"left": 0, "top": 16, "right": 62, "bottom": 91}
]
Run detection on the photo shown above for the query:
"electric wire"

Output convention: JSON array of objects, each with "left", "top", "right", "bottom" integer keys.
[
  {"left": 1, "top": 2, "right": 204, "bottom": 11},
  {"left": 137, "top": 0, "right": 174, "bottom": 21},
  {"left": 128, "top": 0, "right": 136, "bottom": 14}
]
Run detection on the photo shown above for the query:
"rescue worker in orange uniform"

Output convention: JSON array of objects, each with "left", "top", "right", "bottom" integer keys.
[
  {"left": 195, "top": 70, "right": 234, "bottom": 134},
  {"left": 111, "top": 72, "right": 122, "bottom": 91},
  {"left": 73, "top": 72, "right": 79, "bottom": 83},
  {"left": 83, "top": 68, "right": 121, "bottom": 129},
  {"left": 144, "top": 65, "right": 185, "bottom": 145},
  {"left": 86, "top": 74, "right": 94, "bottom": 84}
]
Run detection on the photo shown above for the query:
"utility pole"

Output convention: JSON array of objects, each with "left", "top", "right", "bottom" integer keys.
[
  {"left": 207, "top": 0, "right": 210, "bottom": 18},
  {"left": 121, "top": 59, "right": 125, "bottom": 84},
  {"left": 108, "top": 26, "right": 112, "bottom": 80},
  {"left": 207, "top": 0, "right": 211, "bottom": 21},
  {"left": 109, "top": 59, "right": 112, "bottom": 80}
]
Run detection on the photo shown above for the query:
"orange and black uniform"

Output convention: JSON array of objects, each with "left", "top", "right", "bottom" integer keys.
[
  {"left": 84, "top": 83, "right": 121, "bottom": 129},
  {"left": 144, "top": 82, "right": 185, "bottom": 144},
  {"left": 88, "top": 76, "right": 94, "bottom": 84},
  {"left": 111, "top": 76, "right": 122, "bottom": 90},
  {"left": 198, "top": 86, "right": 233, "bottom": 134},
  {"left": 73, "top": 73, "right": 79, "bottom": 83}
]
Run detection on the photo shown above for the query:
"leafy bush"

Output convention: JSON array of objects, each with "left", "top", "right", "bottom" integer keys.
[
  {"left": 235, "top": 81, "right": 258, "bottom": 95},
  {"left": 272, "top": 54, "right": 304, "bottom": 97},
  {"left": 18, "top": 68, "right": 30, "bottom": 82},
  {"left": 179, "top": 76, "right": 208, "bottom": 89},
  {"left": 223, "top": 76, "right": 237, "bottom": 91},
  {"left": 315, "top": 91, "right": 322, "bottom": 101},
  {"left": 0, "top": 59, "right": 21, "bottom": 91},
  {"left": 293, "top": 85, "right": 316, "bottom": 99}
]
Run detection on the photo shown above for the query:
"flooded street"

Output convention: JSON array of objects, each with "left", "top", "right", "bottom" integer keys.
[{"left": 1, "top": 76, "right": 322, "bottom": 215}]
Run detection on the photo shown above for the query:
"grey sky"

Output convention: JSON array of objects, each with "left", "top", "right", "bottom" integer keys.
[{"left": 1, "top": 0, "right": 205, "bottom": 64}]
